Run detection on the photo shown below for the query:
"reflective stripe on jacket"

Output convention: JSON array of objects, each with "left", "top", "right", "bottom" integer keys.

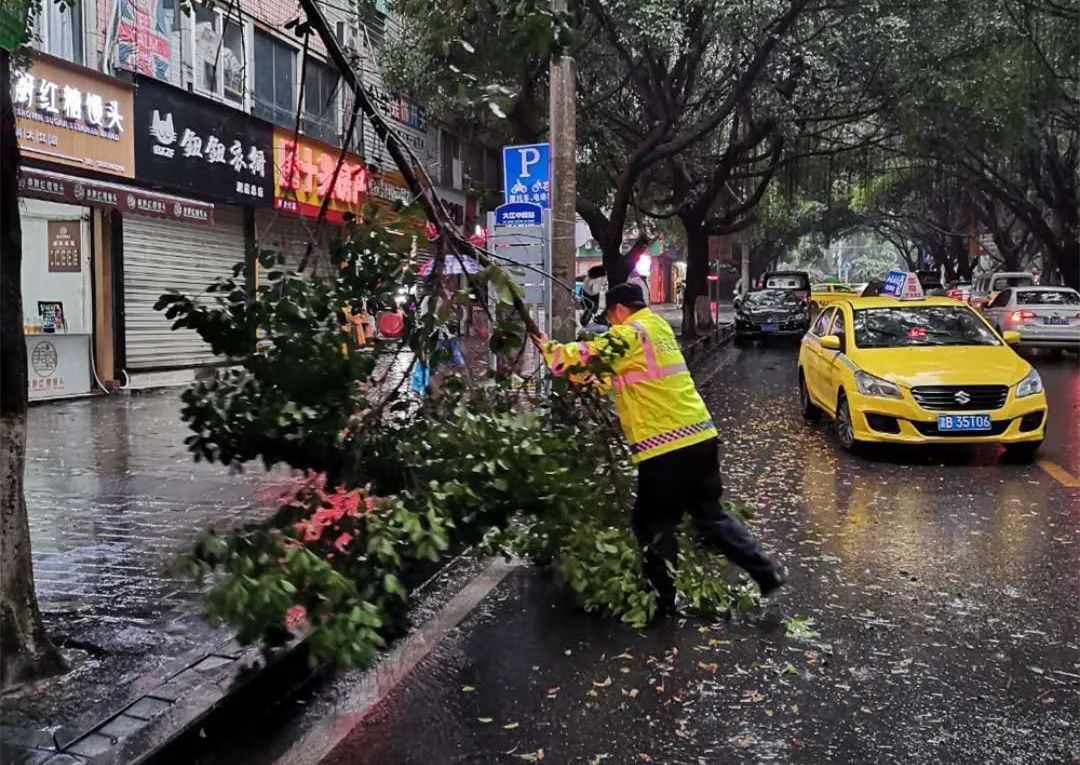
[{"left": 543, "top": 307, "right": 717, "bottom": 463}]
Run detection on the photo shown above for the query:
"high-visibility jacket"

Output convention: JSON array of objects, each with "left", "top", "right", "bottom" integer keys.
[{"left": 543, "top": 307, "right": 717, "bottom": 463}]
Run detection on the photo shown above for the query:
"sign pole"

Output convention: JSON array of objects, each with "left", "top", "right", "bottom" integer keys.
[{"left": 549, "top": 0, "right": 577, "bottom": 342}]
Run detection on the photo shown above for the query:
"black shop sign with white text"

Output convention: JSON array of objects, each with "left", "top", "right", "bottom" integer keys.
[{"left": 133, "top": 76, "right": 273, "bottom": 206}]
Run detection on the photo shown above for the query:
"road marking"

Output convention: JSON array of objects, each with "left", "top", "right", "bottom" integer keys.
[{"left": 1038, "top": 460, "right": 1080, "bottom": 488}]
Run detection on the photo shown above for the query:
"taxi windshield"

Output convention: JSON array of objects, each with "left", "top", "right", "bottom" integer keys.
[{"left": 853, "top": 306, "right": 1001, "bottom": 348}]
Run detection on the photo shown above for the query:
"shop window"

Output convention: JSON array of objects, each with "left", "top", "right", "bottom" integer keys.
[
  {"left": 35, "top": 0, "right": 83, "bottom": 64},
  {"left": 303, "top": 59, "right": 339, "bottom": 145},
  {"left": 193, "top": 5, "right": 245, "bottom": 106},
  {"left": 254, "top": 30, "right": 297, "bottom": 128}
]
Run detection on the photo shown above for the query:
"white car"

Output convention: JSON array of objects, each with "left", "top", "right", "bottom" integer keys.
[
  {"left": 983, "top": 286, "right": 1080, "bottom": 349},
  {"left": 970, "top": 271, "right": 1037, "bottom": 310}
]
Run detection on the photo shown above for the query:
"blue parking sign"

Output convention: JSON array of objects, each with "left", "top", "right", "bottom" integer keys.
[{"left": 502, "top": 143, "right": 551, "bottom": 208}]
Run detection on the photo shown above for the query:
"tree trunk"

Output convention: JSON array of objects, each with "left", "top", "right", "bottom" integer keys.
[
  {"left": 950, "top": 233, "right": 971, "bottom": 281},
  {"left": 680, "top": 217, "right": 710, "bottom": 339},
  {"left": 1, "top": 49, "right": 66, "bottom": 690},
  {"left": 601, "top": 238, "right": 629, "bottom": 286},
  {"left": 1055, "top": 237, "right": 1079, "bottom": 289}
]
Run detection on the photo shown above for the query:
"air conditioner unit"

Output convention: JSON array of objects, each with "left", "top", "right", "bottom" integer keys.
[{"left": 452, "top": 158, "right": 464, "bottom": 190}]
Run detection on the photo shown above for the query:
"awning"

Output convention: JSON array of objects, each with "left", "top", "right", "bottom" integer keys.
[{"left": 18, "top": 166, "right": 215, "bottom": 226}]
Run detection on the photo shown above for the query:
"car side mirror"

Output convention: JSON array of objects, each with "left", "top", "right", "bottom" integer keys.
[
  {"left": 820, "top": 334, "right": 842, "bottom": 351},
  {"left": 1002, "top": 330, "right": 1021, "bottom": 345}
]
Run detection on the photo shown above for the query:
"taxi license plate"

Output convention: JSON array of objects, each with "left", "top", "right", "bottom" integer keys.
[
  {"left": 761, "top": 323, "right": 778, "bottom": 333},
  {"left": 1042, "top": 316, "right": 1068, "bottom": 326},
  {"left": 937, "top": 414, "right": 992, "bottom": 432}
]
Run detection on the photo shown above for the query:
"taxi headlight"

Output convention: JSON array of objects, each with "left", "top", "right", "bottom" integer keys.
[
  {"left": 854, "top": 370, "right": 902, "bottom": 399},
  {"left": 1016, "top": 368, "right": 1043, "bottom": 398}
]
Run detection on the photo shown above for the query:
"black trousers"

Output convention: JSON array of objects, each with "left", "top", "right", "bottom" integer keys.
[{"left": 633, "top": 437, "right": 777, "bottom": 604}]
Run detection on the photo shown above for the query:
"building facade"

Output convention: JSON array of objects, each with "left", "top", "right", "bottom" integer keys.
[{"left": 16, "top": 0, "right": 500, "bottom": 394}]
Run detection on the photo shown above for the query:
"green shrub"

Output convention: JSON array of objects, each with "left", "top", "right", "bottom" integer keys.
[{"left": 166, "top": 213, "right": 758, "bottom": 667}]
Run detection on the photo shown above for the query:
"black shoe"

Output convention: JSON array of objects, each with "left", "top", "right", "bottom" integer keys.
[
  {"left": 757, "top": 563, "right": 788, "bottom": 598},
  {"left": 646, "top": 593, "right": 676, "bottom": 626}
]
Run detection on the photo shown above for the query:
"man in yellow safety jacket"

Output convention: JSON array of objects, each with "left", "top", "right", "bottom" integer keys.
[{"left": 539, "top": 282, "right": 785, "bottom": 615}]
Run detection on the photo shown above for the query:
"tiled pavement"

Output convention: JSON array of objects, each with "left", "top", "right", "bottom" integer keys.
[{"left": 2, "top": 391, "right": 290, "bottom": 753}]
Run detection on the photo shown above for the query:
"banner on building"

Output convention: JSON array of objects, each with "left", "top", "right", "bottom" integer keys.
[
  {"left": 134, "top": 76, "right": 273, "bottom": 205},
  {"left": 20, "top": 166, "right": 215, "bottom": 225},
  {"left": 115, "top": 0, "right": 171, "bottom": 81}
]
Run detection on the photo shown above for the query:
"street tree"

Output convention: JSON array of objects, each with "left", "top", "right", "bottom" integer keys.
[
  {"left": 872, "top": 0, "right": 1079, "bottom": 286},
  {"left": 1, "top": 39, "right": 67, "bottom": 688},
  {"left": 387, "top": 0, "right": 810, "bottom": 286},
  {"left": 626, "top": 0, "right": 894, "bottom": 334}
]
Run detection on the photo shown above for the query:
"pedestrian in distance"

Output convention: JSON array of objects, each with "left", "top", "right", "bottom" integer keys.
[
  {"left": 534, "top": 282, "right": 785, "bottom": 618},
  {"left": 580, "top": 265, "right": 607, "bottom": 326}
]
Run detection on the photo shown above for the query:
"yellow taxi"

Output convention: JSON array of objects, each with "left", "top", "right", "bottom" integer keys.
[
  {"left": 797, "top": 295, "right": 1048, "bottom": 457},
  {"left": 810, "top": 283, "right": 858, "bottom": 310}
]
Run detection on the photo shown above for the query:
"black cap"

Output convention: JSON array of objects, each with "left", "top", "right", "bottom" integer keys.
[{"left": 605, "top": 282, "right": 646, "bottom": 309}]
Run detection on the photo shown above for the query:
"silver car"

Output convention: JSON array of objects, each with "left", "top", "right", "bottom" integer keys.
[{"left": 983, "top": 286, "right": 1080, "bottom": 349}]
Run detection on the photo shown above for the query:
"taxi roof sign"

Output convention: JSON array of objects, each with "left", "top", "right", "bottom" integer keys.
[{"left": 882, "top": 270, "right": 924, "bottom": 300}]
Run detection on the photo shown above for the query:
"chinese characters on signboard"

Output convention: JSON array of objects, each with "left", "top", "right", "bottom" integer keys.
[
  {"left": 47, "top": 221, "right": 82, "bottom": 272},
  {"left": 11, "top": 55, "right": 134, "bottom": 177},
  {"left": 272, "top": 130, "right": 369, "bottom": 223},
  {"left": 115, "top": 0, "right": 172, "bottom": 80},
  {"left": 361, "top": 84, "right": 429, "bottom": 161},
  {"left": 134, "top": 75, "right": 273, "bottom": 205},
  {"left": 271, "top": 130, "right": 414, "bottom": 223},
  {"left": 19, "top": 166, "right": 215, "bottom": 225},
  {"left": 365, "top": 84, "right": 427, "bottom": 132}
]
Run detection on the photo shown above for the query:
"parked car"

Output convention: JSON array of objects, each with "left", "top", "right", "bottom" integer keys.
[
  {"left": 735, "top": 288, "right": 812, "bottom": 341},
  {"left": 810, "top": 283, "right": 858, "bottom": 310},
  {"left": 759, "top": 271, "right": 812, "bottom": 302},
  {"left": 971, "top": 271, "right": 1037, "bottom": 310},
  {"left": 797, "top": 296, "right": 1047, "bottom": 458},
  {"left": 982, "top": 286, "right": 1080, "bottom": 349}
]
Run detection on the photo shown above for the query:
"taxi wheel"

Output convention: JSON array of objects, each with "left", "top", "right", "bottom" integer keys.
[
  {"left": 799, "top": 373, "right": 820, "bottom": 422},
  {"left": 835, "top": 393, "right": 861, "bottom": 453}
]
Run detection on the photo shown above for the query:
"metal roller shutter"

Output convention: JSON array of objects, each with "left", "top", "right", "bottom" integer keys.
[
  {"left": 122, "top": 207, "right": 245, "bottom": 370},
  {"left": 255, "top": 208, "right": 340, "bottom": 276}
]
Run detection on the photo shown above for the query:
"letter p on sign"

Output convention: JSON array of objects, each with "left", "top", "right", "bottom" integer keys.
[{"left": 518, "top": 147, "right": 541, "bottom": 177}]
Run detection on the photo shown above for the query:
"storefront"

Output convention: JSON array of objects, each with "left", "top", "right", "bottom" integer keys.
[
  {"left": 12, "top": 54, "right": 134, "bottom": 399},
  {"left": 127, "top": 76, "right": 273, "bottom": 373},
  {"left": 266, "top": 129, "right": 415, "bottom": 271}
]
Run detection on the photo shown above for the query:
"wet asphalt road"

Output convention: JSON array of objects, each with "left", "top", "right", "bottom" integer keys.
[{"left": 215, "top": 344, "right": 1078, "bottom": 765}]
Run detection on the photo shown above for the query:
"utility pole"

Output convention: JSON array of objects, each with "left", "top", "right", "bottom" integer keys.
[{"left": 549, "top": 0, "right": 577, "bottom": 341}]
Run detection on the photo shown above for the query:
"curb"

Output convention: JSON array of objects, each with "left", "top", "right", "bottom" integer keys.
[
  {"left": 1, "top": 633, "right": 305, "bottom": 765},
  {"left": 2, "top": 549, "right": 486, "bottom": 765},
  {"left": 680, "top": 322, "right": 735, "bottom": 365}
]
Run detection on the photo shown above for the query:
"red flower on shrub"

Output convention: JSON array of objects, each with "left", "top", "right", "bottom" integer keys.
[
  {"left": 285, "top": 605, "right": 308, "bottom": 630},
  {"left": 290, "top": 475, "right": 378, "bottom": 545}
]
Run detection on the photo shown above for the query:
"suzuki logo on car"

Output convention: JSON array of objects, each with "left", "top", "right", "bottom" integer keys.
[{"left": 954, "top": 390, "right": 972, "bottom": 405}]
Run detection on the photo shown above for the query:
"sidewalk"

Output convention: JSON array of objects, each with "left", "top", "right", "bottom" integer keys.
[
  {"left": 2, "top": 392, "right": 289, "bottom": 764},
  {"left": 652, "top": 301, "right": 734, "bottom": 335}
]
